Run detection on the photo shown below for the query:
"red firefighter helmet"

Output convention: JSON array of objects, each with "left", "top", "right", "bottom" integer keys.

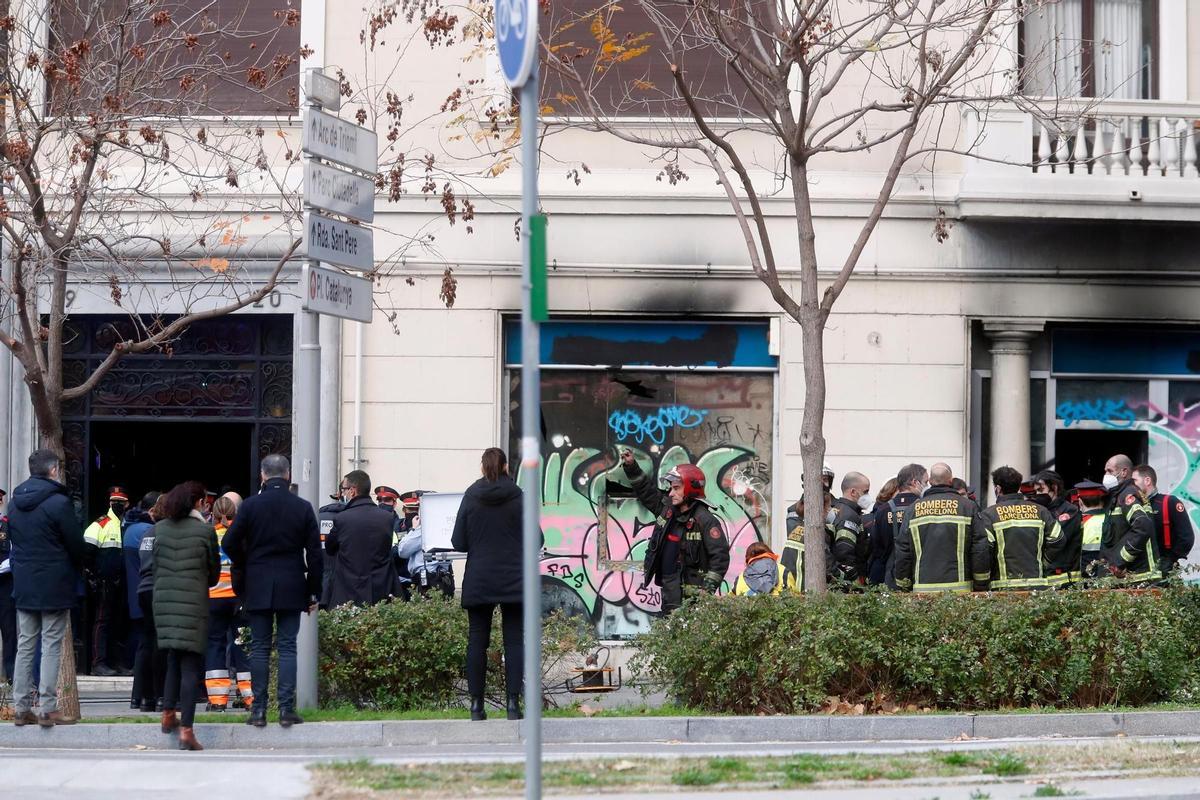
[{"left": 664, "top": 464, "right": 706, "bottom": 501}]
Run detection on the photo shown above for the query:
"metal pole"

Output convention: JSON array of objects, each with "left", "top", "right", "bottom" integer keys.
[
  {"left": 519, "top": 58, "right": 542, "bottom": 800},
  {"left": 296, "top": 306, "right": 321, "bottom": 709}
]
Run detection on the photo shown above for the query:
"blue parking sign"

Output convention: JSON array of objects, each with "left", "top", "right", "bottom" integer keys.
[{"left": 495, "top": 0, "right": 538, "bottom": 88}]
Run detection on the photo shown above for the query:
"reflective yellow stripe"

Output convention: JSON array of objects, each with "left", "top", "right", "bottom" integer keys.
[{"left": 913, "top": 580, "right": 971, "bottom": 593}]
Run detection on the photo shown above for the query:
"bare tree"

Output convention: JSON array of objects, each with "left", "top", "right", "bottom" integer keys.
[{"left": 539, "top": 0, "right": 1080, "bottom": 591}]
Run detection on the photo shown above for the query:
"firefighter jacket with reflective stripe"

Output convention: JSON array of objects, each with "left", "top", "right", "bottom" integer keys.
[
  {"left": 1080, "top": 510, "right": 1106, "bottom": 579},
  {"left": 627, "top": 465, "right": 730, "bottom": 591},
  {"left": 1102, "top": 480, "right": 1160, "bottom": 583},
  {"left": 975, "top": 494, "right": 1064, "bottom": 590},
  {"left": 209, "top": 523, "right": 236, "bottom": 599},
  {"left": 1044, "top": 497, "right": 1082, "bottom": 585},
  {"left": 894, "top": 486, "right": 985, "bottom": 593},
  {"left": 1146, "top": 492, "right": 1195, "bottom": 566},
  {"left": 828, "top": 497, "right": 866, "bottom": 582}
]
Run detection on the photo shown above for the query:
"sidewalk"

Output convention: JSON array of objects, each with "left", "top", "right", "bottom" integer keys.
[{"left": 1, "top": 709, "right": 1197, "bottom": 750}]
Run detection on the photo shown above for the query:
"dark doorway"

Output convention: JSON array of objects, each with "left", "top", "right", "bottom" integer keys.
[
  {"left": 1054, "top": 429, "right": 1148, "bottom": 488},
  {"left": 88, "top": 421, "right": 255, "bottom": 517}
]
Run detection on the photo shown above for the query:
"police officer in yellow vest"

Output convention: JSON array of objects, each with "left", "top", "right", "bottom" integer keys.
[
  {"left": 84, "top": 486, "right": 131, "bottom": 676},
  {"left": 1073, "top": 480, "right": 1108, "bottom": 582},
  {"left": 1100, "top": 454, "right": 1160, "bottom": 584}
]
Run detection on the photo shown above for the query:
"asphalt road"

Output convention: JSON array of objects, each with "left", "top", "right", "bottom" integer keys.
[{"left": 3, "top": 735, "right": 1200, "bottom": 799}]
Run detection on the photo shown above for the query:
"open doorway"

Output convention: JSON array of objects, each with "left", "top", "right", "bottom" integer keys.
[
  {"left": 1054, "top": 429, "right": 1148, "bottom": 488},
  {"left": 88, "top": 421, "right": 256, "bottom": 518}
]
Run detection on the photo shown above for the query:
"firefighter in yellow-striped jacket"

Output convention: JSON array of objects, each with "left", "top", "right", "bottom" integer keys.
[
  {"left": 974, "top": 467, "right": 1065, "bottom": 591},
  {"left": 894, "top": 475, "right": 987, "bottom": 593},
  {"left": 204, "top": 495, "right": 252, "bottom": 711}
]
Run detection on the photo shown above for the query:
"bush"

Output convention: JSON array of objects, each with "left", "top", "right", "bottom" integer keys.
[
  {"left": 629, "top": 587, "right": 1200, "bottom": 714},
  {"left": 318, "top": 597, "right": 596, "bottom": 710}
]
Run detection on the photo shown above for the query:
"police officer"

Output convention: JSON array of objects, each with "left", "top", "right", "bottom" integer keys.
[
  {"left": 1132, "top": 464, "right": 1195, "bottom": 576},
  {"left": 1033, "top": 469, "right": 1082, "bottom": 587},
  {"left": 317, "top": 487, "right": 344, "bottom": 609},
  {"left": 829, "top": 472, "right": 871, "bottom": 586},
  {"left": 1073, "top": 480, "right": 1108, "bottom": 581},
  {"left": 976, "top": 466, "right": 1063, "bottom": 591},
  {"left": 869, "top": 463, "right": 927, "bottom": 588},
  {"left": 620, "top": 450, "right": 729, "bottom": 614},
  {"left": 84, "top": 486, "right": 130, "bottom": 676},
  {"left": 1101, "top": 453, "right": 1159, "bottom": 583},
  {"left": 894, "top": 467, "right": 985, "bottom": 593},
  {"left": 394, "top": 492, "right": 456, "bottom": 599}
]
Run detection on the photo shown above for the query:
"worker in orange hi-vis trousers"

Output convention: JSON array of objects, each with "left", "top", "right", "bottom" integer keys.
[{"left": 204, "top": 496, "right": 253, "bottom": 711}]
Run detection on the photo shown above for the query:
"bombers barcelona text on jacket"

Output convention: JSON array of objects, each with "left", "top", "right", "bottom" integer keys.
[{"left": 893, "top": 485, "right": 985, "bottom": 593}]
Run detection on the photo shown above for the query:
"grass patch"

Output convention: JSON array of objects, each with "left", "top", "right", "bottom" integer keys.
[
  {"left": 671, "top": 767, "right": 721, "bottom": 786},
  {"left": 986, "top": 753, "right": 1031, "bottom": 776},
  {"left": 1031, "top": 785, "right": 1080, "bottom": 797}
]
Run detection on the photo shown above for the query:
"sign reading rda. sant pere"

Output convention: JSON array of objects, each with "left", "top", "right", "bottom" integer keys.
[
  {"left": 303, "top": 211, "right": 374, "bottom": 272},
  {"left": 301, "top": 263, "right": 372, "bottom": 323},
  {"left": 302, "top": 106, "right": 377, "bottom": 174}
]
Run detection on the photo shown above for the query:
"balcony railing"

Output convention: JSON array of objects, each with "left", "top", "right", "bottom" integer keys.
[{"left": 1032, "top": 100, "right": 1200, "bottom": 178}]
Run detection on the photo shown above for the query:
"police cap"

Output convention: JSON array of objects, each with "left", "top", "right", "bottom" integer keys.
[{"left": 108, "top": 486, "right": 129, "bottom": 502}]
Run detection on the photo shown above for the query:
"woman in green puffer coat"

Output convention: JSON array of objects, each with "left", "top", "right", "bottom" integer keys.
[{"left": 153, "top": 481, "right": 219, "bottom": 751}]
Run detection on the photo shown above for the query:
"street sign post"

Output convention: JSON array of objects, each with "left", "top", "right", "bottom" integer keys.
[
  {"left": 304, "top": 68, "right": 342, "bottom": 111},
  {"left": 302, "top": 211, "right": 374, "bottom": 272},
  {"left": 301, "top": 263, "right": 373, "bottom": 323},
  {"left": 305, "top": 161, "right": 375, "bottom": 223},
  {"left": 302, "top": 107, "right": 378, "bottom": 174},
  {"left": 494, "top": 0, "right": 543, "bottom": 797}
]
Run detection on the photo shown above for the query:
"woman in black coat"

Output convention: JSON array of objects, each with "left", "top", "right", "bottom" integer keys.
[{"left": 451, "top": 447, "right": 524, "bottom": 721}]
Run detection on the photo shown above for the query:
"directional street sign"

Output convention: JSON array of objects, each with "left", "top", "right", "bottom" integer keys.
[
  {"left": 303, "top": 211, "right": 374, "bottom": 272},
  {"left": 305, "top": 161, "right": 374, "bottom": 223},
  {"left": 495, "top": 0, "right": 538, "bottom": 88},
  {"left": 304, "top": 68, "right": 342, "bottom": 111},
  {"left": 301, "top": 263, "right": 372, "bottom": 322},
  {"left": 302, "top": 107, "right": 377, "bottom": 174}
]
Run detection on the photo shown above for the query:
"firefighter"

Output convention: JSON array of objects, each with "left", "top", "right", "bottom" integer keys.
[
  {"left": 894, "top": 468, "right": 985, "bottom": 593},
  {"left": 869, "top": 463, "right": 927, "bottom": 588},
  {"left": 977, "top": 466, "right": 1064, "bottom": 591},
  {"left": 620, "top": 449, "right": 729, "bottom": 613},
  {"left": 84, "top": 486, "right": 130, "bottom": 676},
  {"left": 781, "top": 491, "right": 834, "bottom": 590},
  {"left": 1132, "top": 463, "right": 1195, "bottom": 576},
  {"left": 204, "top": 496, "right": 251, "bottom": 711},
  {"left": 1033, "top": 469, "right": 1082, "bottom": 586},
  {"left": 1100, "top": 454, "right": 1160, "bottom": 584},
  {"left": 829, "top": 472, "right": 871, "bottom": 586},
  {"left": 1073, "top": 480, "right": 1108, "bottom": 582}
]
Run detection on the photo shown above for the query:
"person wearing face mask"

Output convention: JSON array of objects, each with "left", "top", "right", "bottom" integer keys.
[
  {"left": 1131, "top": 464, "right": 1194, "bottom": 577},
  {"left": 894, "top": 463, "right": 985, "bottom": 593},
  {"left": 84, "top": 485, "right": 132, "bottom": 676},
  {"left": 324, "top": 471, "right": 400, "bottom": 608},
  {"left": 868, "top": 463, "right": 927, "bottom": 588},
  {"left": 1100, "top": 454, "right": 1159, "bottom": 584},
  {"left": 828, "top": 472, "right": 871, "bottom": 587},
  {"left": 621, "top": 449, "right": 729, "bottom": 613},
  {"left": 1032, "top": 470, "right": 1082, "bottom": 587},
  {"left": 976, "top": 466, "right": 1064, "bottom": 591},
  {"left": 1073, "top": 480, "right": 1109, "bottom": 582}
]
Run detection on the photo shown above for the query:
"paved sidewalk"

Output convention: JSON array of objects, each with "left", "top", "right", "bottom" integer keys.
[{"left": 1, "top": 709, "right": 1197, "bottom": 750}]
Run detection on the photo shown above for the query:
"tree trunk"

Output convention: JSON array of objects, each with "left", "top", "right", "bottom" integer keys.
[
  {"left": 56, "top": 619, "right": 81, "bottom": 720},
  {"left": 792, "top": 155, "right": 829, "bottom": 594}
]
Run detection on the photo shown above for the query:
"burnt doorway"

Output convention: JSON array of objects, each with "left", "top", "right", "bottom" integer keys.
[
  {"left": 1054, "top": 429, "right": 1148, "bottom": 487},
  {"left": 89, "top": 421, "right": 256, "bottom": 511},
  {"left": 61, "top": 314, "right": 293, "bottom": 520}
]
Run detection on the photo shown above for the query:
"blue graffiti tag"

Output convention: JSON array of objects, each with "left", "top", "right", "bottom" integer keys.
[
  {"left": 1056, "top": 398, "right": 1137, "bottom": 428},
  {"left": 607, "top": 406, "right": 709, "bottom": 445}
]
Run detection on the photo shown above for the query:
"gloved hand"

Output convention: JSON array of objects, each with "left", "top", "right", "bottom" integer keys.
[{"left": 1108, "top": 563, "right": 1128, "bottom": 579}]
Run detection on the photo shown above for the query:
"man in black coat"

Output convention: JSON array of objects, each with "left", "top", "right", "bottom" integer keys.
[
  {"left": 325, "top": 470, "right": 398, "bottom": 607},
  {"left": 222, "top": 454, "right": 322, "bottom": 728},
  {"left": 7, "top": 449, "right": 87, "bottom": 726}
]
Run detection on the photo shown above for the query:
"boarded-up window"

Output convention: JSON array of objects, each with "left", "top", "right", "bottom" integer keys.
[
  {"left": 49, "top": 0, "right": 301, "bottom": 116},
  {"left": 542, "top": 1, "right": 760, "bottom": 118}
]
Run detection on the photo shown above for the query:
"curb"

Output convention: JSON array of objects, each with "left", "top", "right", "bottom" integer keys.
[{"left": 0, "top": 710, "right": 1196, "bottom": 750}]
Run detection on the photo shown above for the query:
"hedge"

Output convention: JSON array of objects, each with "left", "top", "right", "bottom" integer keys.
[
  {"left": 317, "top": 597, "right": 596, "bottom": 710},
  {"left": 630, "top": 587, "right": 1200, "bottom": 714}
]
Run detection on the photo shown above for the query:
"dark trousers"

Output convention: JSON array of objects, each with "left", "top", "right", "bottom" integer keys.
[
  {"left": 465, "top": 602, "right": 523, "bottom": 699},
  {"left": 660, "top": 573, "right": 682, "bottom": 614},
  {"left": 89, "top": 575, "right": 126, "bottom": 670},
  {"left": 131, "top": 591, "right": 166, "bottom": 707},
  {"left": 248, "top": 610, "right": 300, "bottom": 713},
  {"left": 0, "top": 573, "right": 16, "bottom": 682},
  {"left": 163, "top": 649, "right": 202, "bottom": 727}
]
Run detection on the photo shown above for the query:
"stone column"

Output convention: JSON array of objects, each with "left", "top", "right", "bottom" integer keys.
[{"left": 984, "top": 321, "right": 1044, "bottom": 485}]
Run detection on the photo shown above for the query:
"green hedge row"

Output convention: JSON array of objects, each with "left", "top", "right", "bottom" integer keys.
[
  {"left": 317, "top": 598, "right": 596, "bottom": 710},
  {"left": 630, "top": 587, "right": 1200, "bottom": 714}
]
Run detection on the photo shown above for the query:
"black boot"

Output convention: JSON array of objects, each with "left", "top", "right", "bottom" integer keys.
[
  {"left": 470, "top": 696, "right": 487, "bottom": 722},
  {"left": 506, "top": 694, "right": 523, "bottom": 721}
]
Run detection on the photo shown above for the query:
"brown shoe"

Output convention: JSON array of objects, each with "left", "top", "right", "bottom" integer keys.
[
  {"left": 37, "top": 711, "right": 77, "bottom": 727},
  {"left": 178, "top": 726, "right": 203, "bottom": 751},
  {"left": 13, "top": 711, "right": 38, "bottom": 727},
  {"left": 160, "top": 709, "right": 180, "bottom": 734}
]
